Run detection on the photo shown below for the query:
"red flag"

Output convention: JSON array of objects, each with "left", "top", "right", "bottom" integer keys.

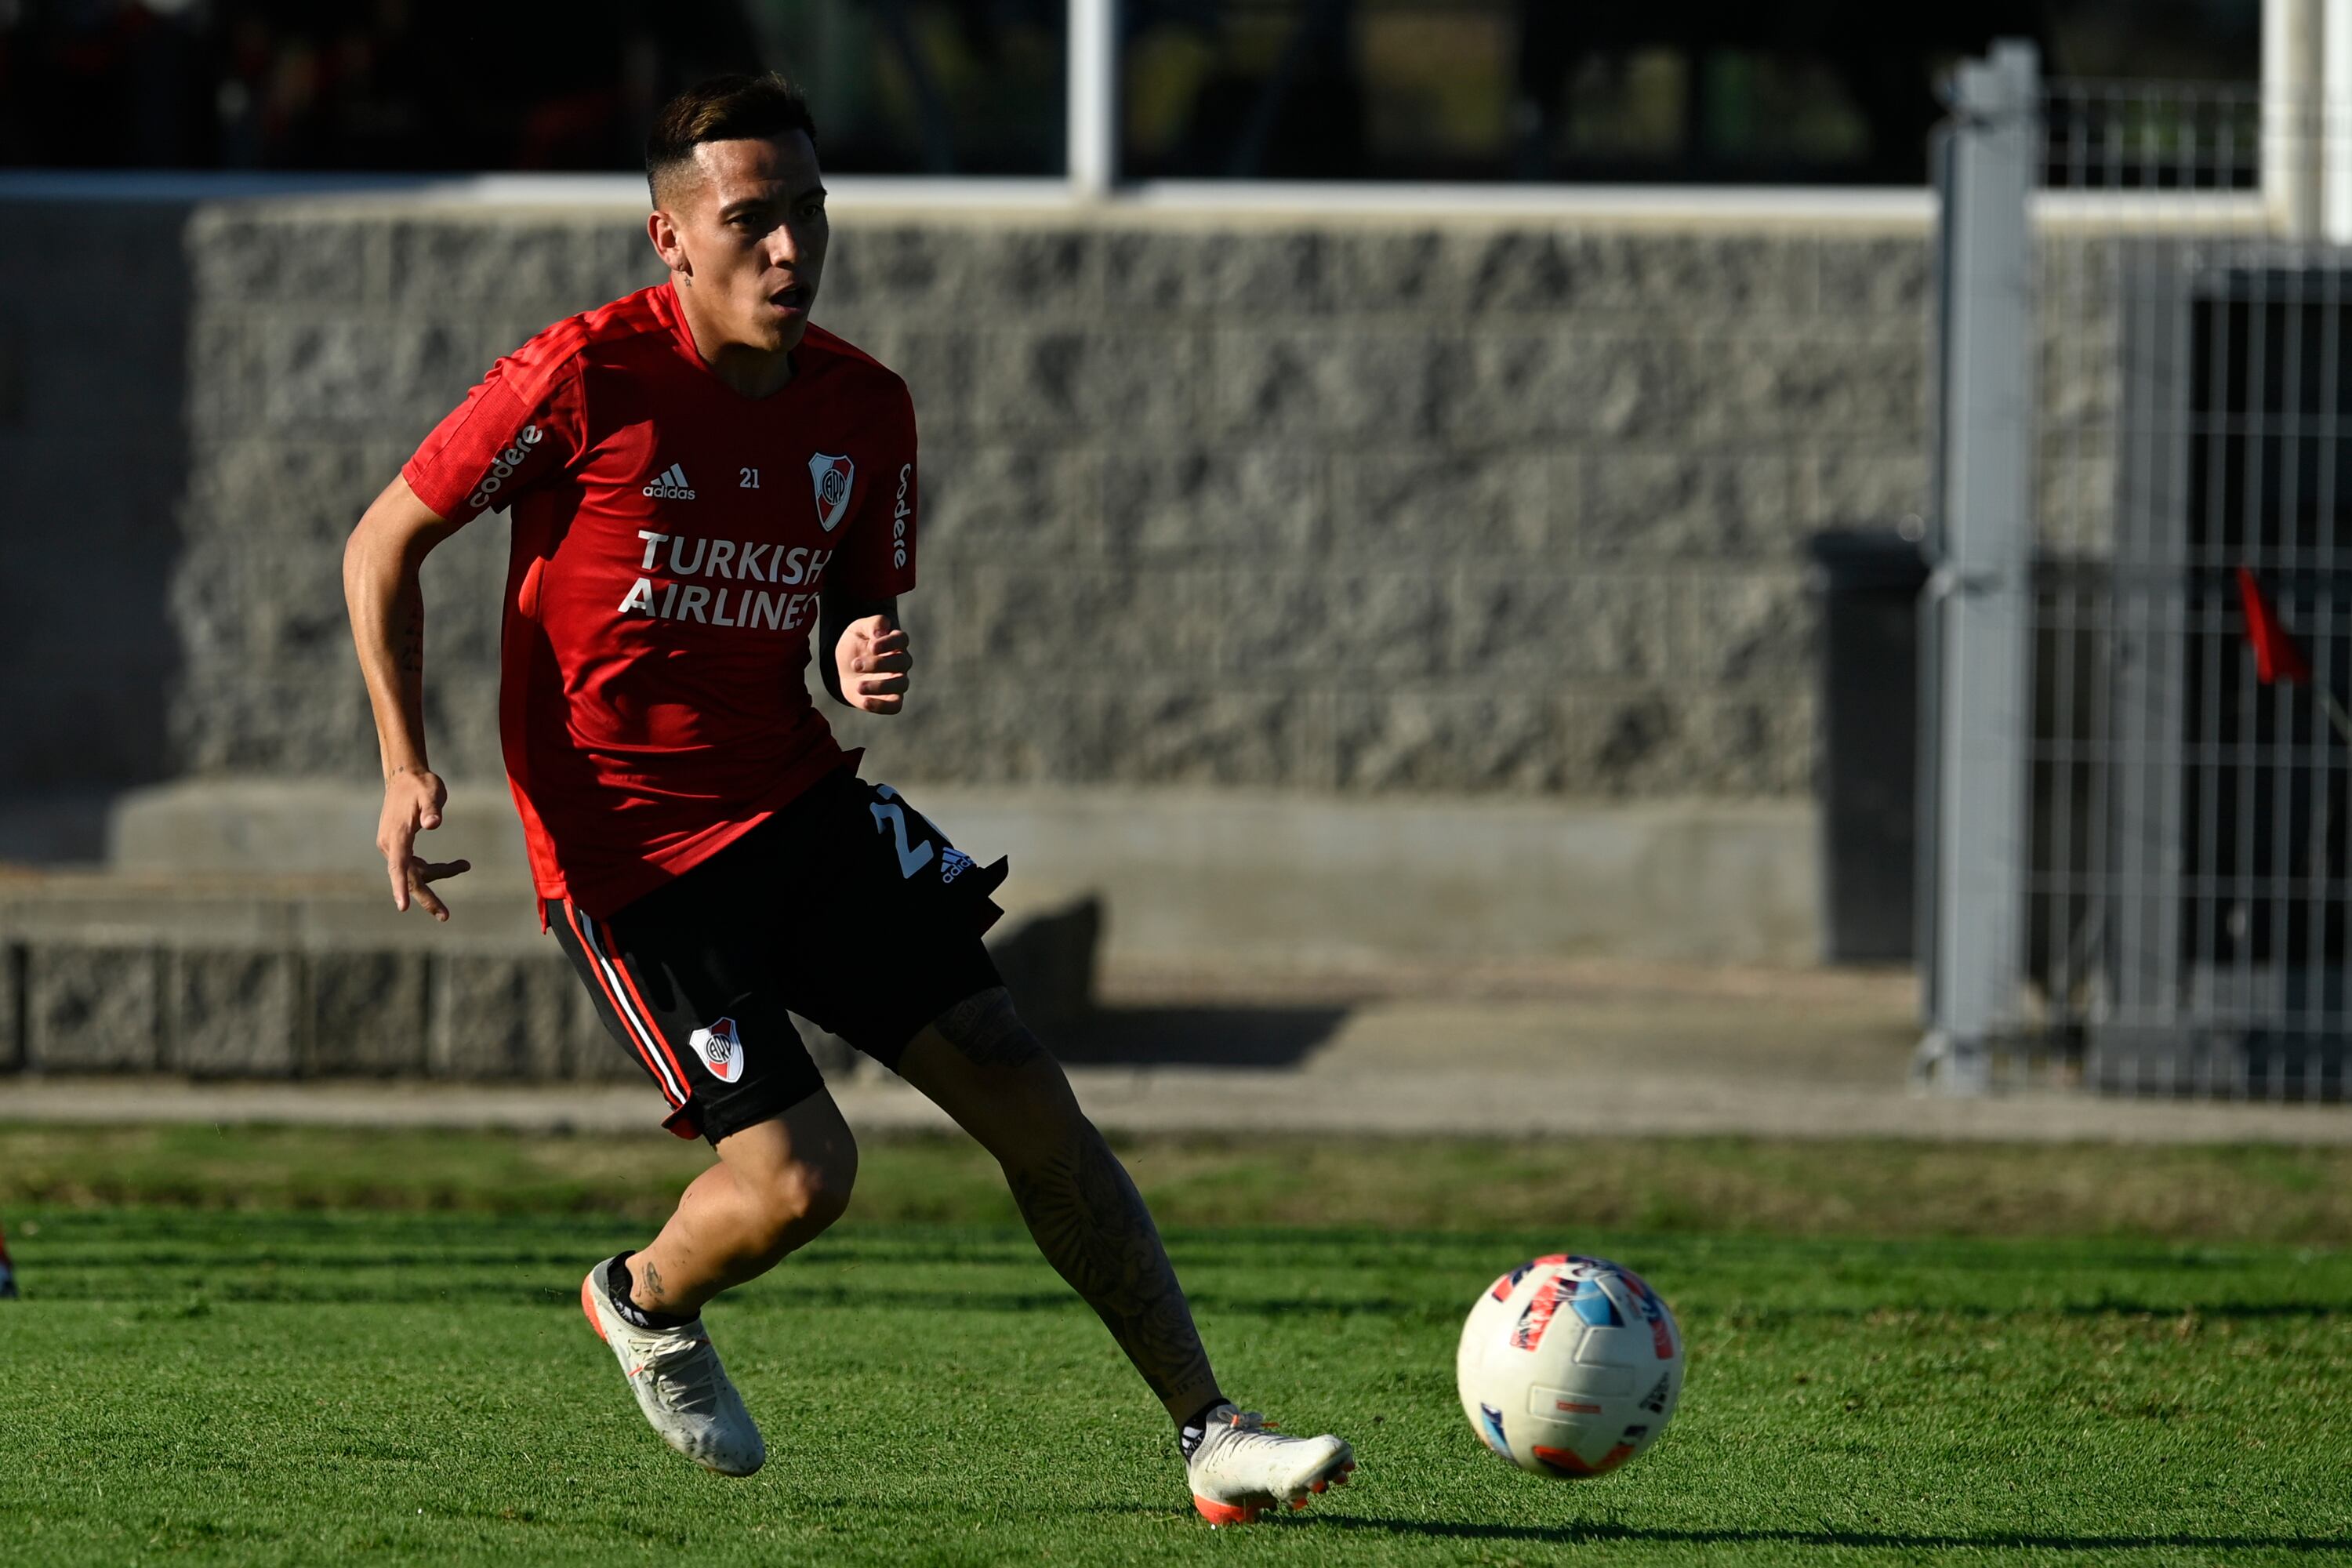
[{"left": 2236, "top": 566, "right": 2313, "bottom": 685}]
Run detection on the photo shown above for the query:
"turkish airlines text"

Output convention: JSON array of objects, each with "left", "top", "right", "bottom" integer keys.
[{"left": 616, "top": 531, "right": 834, "bottom": 630}]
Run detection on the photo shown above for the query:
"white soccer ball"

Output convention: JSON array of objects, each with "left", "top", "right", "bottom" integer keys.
[{"left": 1456, "top": 1253, "right": 1685, "bottom": 1478}]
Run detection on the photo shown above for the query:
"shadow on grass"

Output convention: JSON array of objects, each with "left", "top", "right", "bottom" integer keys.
[{"left": 1316, "top": 1517, "right": 2352, "bottom": 1552}]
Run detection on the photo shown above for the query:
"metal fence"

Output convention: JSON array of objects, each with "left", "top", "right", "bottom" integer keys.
[{"left": 1922, "top": 42, "right": 2350, "bottom": 1100}]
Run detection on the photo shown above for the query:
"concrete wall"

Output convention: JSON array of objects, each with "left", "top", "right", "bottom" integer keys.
[
  {"left": 3, "top": 193, "right": 1937, "bottom": 804},
  {"left": 0, "top": 187, "right": 1972, "bottom": 964},
  {"left": 0, "top": 873, "right": 1099, "bottom": 1077},
  {"left": 811, "top": 215, "right": 1927, "bottom": 800},
  {"left": 105, "top": 777, "right": 1818, "bottom": 967}
]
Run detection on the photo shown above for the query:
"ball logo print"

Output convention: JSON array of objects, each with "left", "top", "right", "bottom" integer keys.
[
  {"left": 1490, "top": 1259, "right": 1537, "bottom": 1301},
  {"left": 688, "top": 1017, "right": 747, "bottom": 1083},
  {"left": 1512, "top": 1272, "right": 1573, "bottom": 1351},
  {"left": 1475, "top": 1403, "right": 1512, "bottom": 1461},
  {"left": 808, "top": 452, "right": 855, "bottom": 532}
]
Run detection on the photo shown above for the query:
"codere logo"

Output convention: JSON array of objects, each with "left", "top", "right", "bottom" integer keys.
[
  {"left": 467, "top": 423, "right": 543, "bottom": 510},
  {"left": 643, "top": 462, "right": 697, "bottom": 501},
  {"left": 892, "top": 463, "right": 912, "bottom": 568}
]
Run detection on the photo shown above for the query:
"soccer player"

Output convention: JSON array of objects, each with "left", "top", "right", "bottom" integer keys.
[{"left": 340, "top": 74, "right": 1353, "bottom": 1523}]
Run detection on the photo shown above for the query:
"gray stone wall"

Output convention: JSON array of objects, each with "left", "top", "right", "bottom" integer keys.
[
  {"left": 10, "top": 196, "right": 1943, "bottom": 805},
  {"left": 0, "top": 885, "right": 1098, "bottom": 1077},
  {"left": 812, "top": 221, "right": 1928, "bottom": 797}
]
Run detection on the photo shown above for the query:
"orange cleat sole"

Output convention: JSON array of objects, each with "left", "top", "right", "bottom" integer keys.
[
  {"left": 1193, "top": 1494, "right": 1261, "bottom": 1525},
  {"left": 1192, "top": 1457, "right": 1356, "bottom": 1525},
  {"left": 581, "top": 1275, "right": 609, "bottom": 1342}
]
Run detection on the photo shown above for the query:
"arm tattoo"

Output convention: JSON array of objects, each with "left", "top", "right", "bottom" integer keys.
[
  {"left": 931, "top": 988, "right": 1043, "bottom": 1069},
  {"left": 398, "top": 607, "right": 425, "bottom": 674},
  {"left": 1008, "top": 1130, "right": 1217, "bottom": 1408}
]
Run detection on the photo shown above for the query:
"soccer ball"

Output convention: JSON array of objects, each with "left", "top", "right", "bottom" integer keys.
[{"left": 1456, "top": 1254, "right": 1684, "bottom": 1478}]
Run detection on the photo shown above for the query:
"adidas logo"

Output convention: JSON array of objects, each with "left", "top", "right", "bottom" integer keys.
[
  {"left": 939, "top": 846, "right": 975, "bottom": 884},
  {"left": 642, "top": 462, "right": 697, "bottom": 501}
]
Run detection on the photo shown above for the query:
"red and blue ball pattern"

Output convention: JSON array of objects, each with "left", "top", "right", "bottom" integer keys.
[{"left": 1457, "top": 1253, "right": 1685, "bottom": 1481}]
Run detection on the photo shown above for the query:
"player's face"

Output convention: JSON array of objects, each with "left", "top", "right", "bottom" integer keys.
[{"left": 669, "top": 133, "right": 829, "bottom": 355}]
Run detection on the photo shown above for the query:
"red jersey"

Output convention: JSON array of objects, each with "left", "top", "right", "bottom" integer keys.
[{"left": 401, "top": 281, "right": 918, "bottom": 916}]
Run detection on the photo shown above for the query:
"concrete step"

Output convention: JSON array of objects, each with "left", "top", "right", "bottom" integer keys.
[
  {"left": 104, "top": 779, "right": 1824, "bottom": 966},
  {"left": 0, "top": 871, "right": 1099, "bottom": 1083}
]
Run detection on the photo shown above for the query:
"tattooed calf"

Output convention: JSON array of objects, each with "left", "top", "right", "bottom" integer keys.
[{"left": 1009, "top": 1130, "right": 1217, "bottom": 1408}]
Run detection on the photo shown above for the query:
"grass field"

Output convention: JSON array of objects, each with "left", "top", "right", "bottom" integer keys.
[{"left": 3, "top": 1128, "right": 2350, "bottom": 1566}]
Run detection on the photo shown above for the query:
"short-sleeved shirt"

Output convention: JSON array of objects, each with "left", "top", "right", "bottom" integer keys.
[{"left": 401, "top": 281, "right": 919, "bottom": 916}]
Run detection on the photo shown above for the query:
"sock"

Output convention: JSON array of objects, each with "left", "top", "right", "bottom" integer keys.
[
  {"left": 603, "top": 1251, "right": 694, "bottom": 1332},
  {"left": 1177, "top": 1398, "right": 1229, "bottom": 1461}
]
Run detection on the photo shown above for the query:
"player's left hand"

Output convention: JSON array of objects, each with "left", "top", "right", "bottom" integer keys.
[{"left": 837, "top": 615, "right": 913, "bottom": 714}]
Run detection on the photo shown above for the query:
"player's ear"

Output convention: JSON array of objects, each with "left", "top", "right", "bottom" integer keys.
[{"left": 648, "top": 208, "right": 690, "bottom": 278}]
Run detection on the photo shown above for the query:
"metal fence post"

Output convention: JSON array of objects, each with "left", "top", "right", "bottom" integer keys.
[
  {"left": 2325, "top": 0, "right": 2352, "bottom": 239},
  {"left": 2271, "top": 0, "right": 2323, "bottom": 238},
  {"left": 1919, "top": 41, "right": 2040, "bottom": 1093},
  {"left": 1068, "top": 0, "right": 1119, "bottom": 198}
]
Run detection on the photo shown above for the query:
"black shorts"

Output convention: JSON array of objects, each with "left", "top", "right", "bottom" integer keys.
[{"left": 549, "top": 768, "right": 1007, "bottom": 1144}]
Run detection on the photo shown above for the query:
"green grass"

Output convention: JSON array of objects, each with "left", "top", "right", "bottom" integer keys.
[
  {"left": 10, "top": 1123, "right": 2352, "bottom": 1242},
  {"left": 2, "top": 1134, "right": 2350, "bottom": 1565}
]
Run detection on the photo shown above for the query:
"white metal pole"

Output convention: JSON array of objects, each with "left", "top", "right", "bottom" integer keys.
[
  {"left": 1068, "top": 0, "right": 1117, "bottom": 199},
  {"left": 1924, "top": 40, "right": 2040, "bottom": 1094},
  {"left": 2325, "top": 0, "right": 2352, "bottom": 238},
  {"left": 2269, "top": 0, "right": 2322, "bottom": 238}
]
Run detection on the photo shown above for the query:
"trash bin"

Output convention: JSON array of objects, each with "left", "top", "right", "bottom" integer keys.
[{"left": 1806, "top": 528, "right": 1929, "bottom": 964}]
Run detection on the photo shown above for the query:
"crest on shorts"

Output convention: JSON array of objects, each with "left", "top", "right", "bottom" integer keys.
[
  {"left": 689, "top": 1016, "right": 747, "bottom": 1084},
  {"left": 808, "top": 452, "right": 855, "bottom": 532}
]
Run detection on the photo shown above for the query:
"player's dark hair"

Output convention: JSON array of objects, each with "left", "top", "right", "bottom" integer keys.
[{"left": 645, "top": 74, "right": 818, "bottom": 205}]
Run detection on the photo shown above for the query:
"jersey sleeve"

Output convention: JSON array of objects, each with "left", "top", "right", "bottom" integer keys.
[
  {"left": 831, "top": 379, "right": 918, "bottom": 601},
  {"left": 400, "top": 338, "right": 587, "bottom": 525}
]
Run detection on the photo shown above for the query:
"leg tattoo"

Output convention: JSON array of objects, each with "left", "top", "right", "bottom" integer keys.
[
  {"left": 1008, "top": 1129, "right": 1218, "bottom": 1407},
  {"left": 931, "top": 987, "right": 1044, "bottom": 1068},
  {"left": 633, "top": 1257, "right": 668, "bottom": 1310},
  {"left": 932, "top": 987, "right": 1220, "bottom": 1410}
]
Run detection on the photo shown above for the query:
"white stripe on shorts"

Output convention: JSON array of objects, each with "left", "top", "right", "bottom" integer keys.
[{"left": 578, "top": 909, "right": 690, "bottom": 1106}]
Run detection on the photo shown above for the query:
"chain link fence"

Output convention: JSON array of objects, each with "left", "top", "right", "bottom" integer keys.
[{"left": 1922, "top": 44, "right": 2349, "bottom": 1101}]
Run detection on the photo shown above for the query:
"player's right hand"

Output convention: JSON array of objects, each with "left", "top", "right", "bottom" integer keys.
[
  {"left": 836, "top": 614, "right": 913, "bottom": 715},
  {"left": 377, "top": 767, "right": 471, "bottom": 921}
]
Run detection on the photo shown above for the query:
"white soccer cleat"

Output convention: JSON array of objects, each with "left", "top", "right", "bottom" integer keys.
[
  {"left": 579, "top": 1257, "right": 765, "bottom": 1476},
  {"left": 1185, "top": 1404, "right": 1356, "bottom": 1524}
]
